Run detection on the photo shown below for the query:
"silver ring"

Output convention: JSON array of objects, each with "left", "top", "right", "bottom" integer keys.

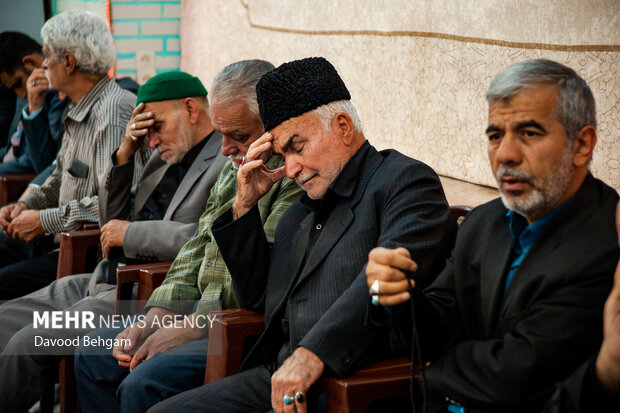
[
  {"left": 129, "top": 133, "right": 137, "bottom": 142},
  {"left": 283, "top": 395, "right": 293, "bottom": 405},
  {"left": 241, "top": 156, "right": 247, "bottom": 165},
  {"left": 371, "top": 293, "right": 379, "bottom": 305},
  {"left": 130, "top": 123, "right": 136, "bottom": 131},
  {"left": 370, "top": 279, "right": 380, "bottom": 295},
  {"left": 32, "top": 80, "right": 37, "bottom": 86},
  {"left": 295, "top": 391, "right": 306, "bottom": 403}
]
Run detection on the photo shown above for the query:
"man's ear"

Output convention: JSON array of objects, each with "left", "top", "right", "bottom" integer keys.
[
  {"left": 183, "top": 98, "right": 200, "bottom": 124},
  {"left": 64, "top": 53, "right": 77, "bottom": 74},
  {"left": 334, "top": 113, "right": 354, "bottom": 146},
  {"left": 572, "top": 125, "right": 597, "bottom": 167}
]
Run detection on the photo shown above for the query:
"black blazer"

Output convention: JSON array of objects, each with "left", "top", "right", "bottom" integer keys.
[
  {"left": 213, "top": 143, "right": 455, "bottom": 377},
  {"left": 541, "top": 355, "right": 620, "bottom": 413},
  {"left": 411, "top": 174, "right": 619, "bottom": 412}
]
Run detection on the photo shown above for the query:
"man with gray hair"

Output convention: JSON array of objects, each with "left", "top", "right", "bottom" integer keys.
[
  {"left": 0, "top": 69, "right": 226, "bottom": 413},
  {"left": 74, "top": 59, "right": 303, "bottom": 412},
  {"left": 366, "top": 59, "right": 619, "bottom": 412},
  {"left": 0, "top": 10, "right": 135, "bottom": 298},
  {"left": 149, "top": 56, "right": 454, "bottom": 413}
]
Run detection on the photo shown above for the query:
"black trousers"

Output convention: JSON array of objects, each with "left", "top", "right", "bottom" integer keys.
[{"left": 0, "top": 232, "right": 59, "bottom": 299}]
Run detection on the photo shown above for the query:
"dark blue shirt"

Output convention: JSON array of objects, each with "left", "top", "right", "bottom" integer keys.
[{"left": 504, "top": 198, "right": 572, "bottom": 293}]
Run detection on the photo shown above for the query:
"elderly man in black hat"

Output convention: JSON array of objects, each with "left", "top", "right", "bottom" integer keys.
[{"left": 150, "top": 57, "right": 455, "bottom": 413}]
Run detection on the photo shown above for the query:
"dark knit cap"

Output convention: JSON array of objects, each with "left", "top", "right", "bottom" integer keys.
[
  {"left": 136, "top": 71, "right": 207, "bottom": 104},
  {"left": 256, "top": 57, "right": 351, "bottom": 131}
]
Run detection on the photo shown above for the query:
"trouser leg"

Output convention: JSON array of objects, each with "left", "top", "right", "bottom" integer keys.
[
  {"left": 117, "top": 337, "right": 209, "bottom": 412},
  {"left": 0, "top": 251, "right": 59, "bottom": 299},
  {"left": 148, "top": 364, "right": 274, "bottom": 413},
  {"left": 75, "top": 326, "right": 129, "bottom": 413},
  {"left": 0, "top": 273, "right": 91, "bottom": 352},
  {"left": 0, "top": 232, "right": 30, "bottom": 268},
  {"left": 0, "top": 283, "right": 115, "bottom": 412}
]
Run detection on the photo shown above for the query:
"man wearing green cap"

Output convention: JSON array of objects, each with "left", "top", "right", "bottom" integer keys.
[
  {"left": 0, "top": 70, "right": 227, "bottom": 412},
  {"left": 72, "top": 59, "right": 302, "bottom": 413}
]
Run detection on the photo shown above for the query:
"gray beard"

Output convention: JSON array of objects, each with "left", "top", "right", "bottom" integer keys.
[{"left": 497, "top": 145, "right": 574, "bottom": 222}]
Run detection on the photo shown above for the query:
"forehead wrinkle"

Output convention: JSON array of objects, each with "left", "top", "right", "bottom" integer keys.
[{"left": 275, "top": 133, "right": 299, "bottom": 155}]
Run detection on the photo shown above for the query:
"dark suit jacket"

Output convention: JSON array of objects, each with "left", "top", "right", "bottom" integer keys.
[
  {"left": 541, "top": 355, "right": 620, "bottom": 413},
  {"left": 99, "top": 131, "right": 226, "bottom": 261},
  {"left": 410, "top": 174, "right": 619, "bottom": 413},
  {"left": 213, "top": 143, "right": 455, "bottom": 377}
]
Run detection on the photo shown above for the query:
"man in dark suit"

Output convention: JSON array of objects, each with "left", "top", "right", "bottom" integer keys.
[
  {"left": 150, "top": 57, "right": 455, "bottom": 413},
  {"left": 0, "top": 70, "right": 226, "bottom": 412},
  {"left": 541, "top": 202, "right": 620, "bottom": 413},
  {"left": 365, "top": 59, "right": 619, "bottom": 413}
]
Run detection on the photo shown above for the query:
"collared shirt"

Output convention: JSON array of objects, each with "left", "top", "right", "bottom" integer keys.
[
  {"left": 134, "top": 135, "right": 208, "bottom": 222},
  {"left": 22, "top": 77, "right": 135, "bottom": 233},
  {"left": 146, "top": 155, "right": 303, "bottom": 318},
  {"left": 504, "top": 197, "right": 572, "bottom": 293}
]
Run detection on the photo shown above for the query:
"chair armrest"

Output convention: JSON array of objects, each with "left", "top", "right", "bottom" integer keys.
[
  {"left": 115, "top": 262, "right": 171, "bottom": 315},
  {"left": 56, "top": 229, "right": 102, "bottom": 278},
  {"left": 205, "top": 308, "right": 265, "bottom": 384},
  {"left": 316, "top": 357, "right": 416, "bottom": 413},
  {"left": 0, "top": 173, "right": 37, "bottom": 206}
]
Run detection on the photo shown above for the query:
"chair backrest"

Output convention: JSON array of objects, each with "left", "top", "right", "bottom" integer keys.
[
  {"left": 0, "top": 173, "right": 37, "bottom": 206},
  {"left": 450, "top": 205, "right": 472, "bottom": 227}
]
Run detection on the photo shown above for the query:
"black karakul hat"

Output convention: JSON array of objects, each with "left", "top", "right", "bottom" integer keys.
[{"left": 256, "top": 57, "right": 351, "bottom": 131}]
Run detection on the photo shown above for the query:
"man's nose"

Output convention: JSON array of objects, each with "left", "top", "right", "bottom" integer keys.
[
  {"left": 494, "top": 133, "right": 523, "bottom": 166},
  {"left": 221, "top": 136, "right": 237, "bottom": 157},
  {"left": 285, "top": 158, "right": 302, "bottom": 179}
]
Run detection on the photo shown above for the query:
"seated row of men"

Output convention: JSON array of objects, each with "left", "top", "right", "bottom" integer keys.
[{"left": 0, "top": 9, "right": 617, "bottom": 413}]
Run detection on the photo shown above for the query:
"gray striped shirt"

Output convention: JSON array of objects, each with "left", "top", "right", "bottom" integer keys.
[{"left": 23, "top": 76, "right": 135, "bottom": 233}]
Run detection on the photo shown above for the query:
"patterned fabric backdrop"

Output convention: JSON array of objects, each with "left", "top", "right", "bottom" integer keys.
[{"left": 181, "top": 0, "right": 620, "bottom": 191}]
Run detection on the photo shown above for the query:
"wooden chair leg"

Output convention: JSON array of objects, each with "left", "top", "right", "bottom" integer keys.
[
  {"left": 39, "top": 384, "right": 55, "bottom": 413},
  {"left": 59, "top": 357, "right": 80, "bottom": 413}
]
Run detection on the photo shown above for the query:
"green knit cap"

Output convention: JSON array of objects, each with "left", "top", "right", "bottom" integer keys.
[{"left": 136, "top": 71, "right": 208, "bottom": 104}]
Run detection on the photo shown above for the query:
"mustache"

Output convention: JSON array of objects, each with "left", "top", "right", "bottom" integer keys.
[
  {"left": 295, "top": 173, "right": 314, "bottom": 187},
  {"left": 496, "top": 166, "right": 534, "bottom": 186}
]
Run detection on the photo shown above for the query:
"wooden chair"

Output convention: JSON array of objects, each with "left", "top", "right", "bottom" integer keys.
[
  {"left": 115, "top": 262, "right": 172, "bottom": 315},
  {"left": 39, "top": 224, "right": 102, "bottom": 413},
  {"left": 202, "top": 205, "right": 472, "bottom": 412},
  {"left": 56, "top": 224, "right": 102, "bottom": 279},
  {"left": 0, "top": 173, "right": 36, "bottom": 206},
  {"left": 205, "top": 308, "right": 415, "bottom": 412}
]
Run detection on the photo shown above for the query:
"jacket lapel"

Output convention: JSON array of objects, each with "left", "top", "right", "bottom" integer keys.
[
  {"left": 271, "top": 212, "right": 315, "bottom": 312},
  {"left": 501, "top": 177, "right": 593, "bottom": 314},
  {"left": 295, "top": 146, "right": 383, "bottom": 287},
  {"left": 132, "top": 155, "right": 169, "bottom": 216},
  {"left": 479, "top": 214, "right": 512, "bottom": 337},
  {"left": 163, "top": 132, "right": 221, "bottom": 220},
  {"left": 296, "top": 205, "right": 355, "bottom": 285}
]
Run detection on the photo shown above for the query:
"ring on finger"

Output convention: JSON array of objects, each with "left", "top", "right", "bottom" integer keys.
[
  {"left": 283, "top": 395, "right": 294, "bottom": 405},
  {"left": 370, "top": 279, "right": 380, "bottom": 295},
  {"left": 371, "top": 293, "right": 379, "bottom": 305},
  {"left": 294, "top": 391, "right": 306, "bottom": 403},
  {"left": 32, "top": 80, "right": 37, "bottom": 86},
  {"left": 130, "top": 133, "right": 138, "bottom": 142},
  {"left": 130, "top": 123, "right": 136, "bottom": 131},
  {"left": 241, "top": 156, "right": 247, "bottom": 166}
]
